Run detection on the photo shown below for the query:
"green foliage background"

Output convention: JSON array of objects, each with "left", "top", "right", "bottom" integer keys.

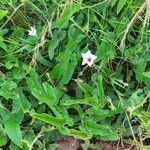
[{"left": 0, "top": 0, "right": 150, "bottom": 149}]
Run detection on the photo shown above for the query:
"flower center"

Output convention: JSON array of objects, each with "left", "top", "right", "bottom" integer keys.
[{"left": 87, "top": 57, "right": 92, "bottom": 62}]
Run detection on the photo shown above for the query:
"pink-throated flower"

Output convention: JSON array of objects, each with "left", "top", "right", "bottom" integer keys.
[{"left": 81, "top": 50, "right": 97, "bottom": 67}]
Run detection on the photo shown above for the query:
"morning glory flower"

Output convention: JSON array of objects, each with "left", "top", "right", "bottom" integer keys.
[
  {"left": 81, "top": 50, "right": 97, "bottom": 67},
  {"left": 28, "top": 26, "right": 37, "bottom": 36}
]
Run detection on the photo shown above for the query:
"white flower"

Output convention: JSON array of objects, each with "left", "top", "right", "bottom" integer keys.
[
  {"left": 81, "top": 50, "right": 97, "bottom": 67},
  {"left": 28, "top": 26, "right": 37, "bottom": 36}
]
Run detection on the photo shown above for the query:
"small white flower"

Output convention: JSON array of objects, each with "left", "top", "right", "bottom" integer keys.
[
  {"left": 81, "top": 50, "right": 97, "bottom": 66},
  {"left": 28, "top": 26, "right": 37, "bottom": 36}
]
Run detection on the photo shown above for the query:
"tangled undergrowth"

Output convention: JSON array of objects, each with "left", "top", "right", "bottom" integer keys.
[{"left": 0, "top": 0, "right": 150, "bottom": 149}]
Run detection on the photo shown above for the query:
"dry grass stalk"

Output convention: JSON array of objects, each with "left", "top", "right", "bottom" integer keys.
[{"left": 119, "top": 1, "right": 147, "bottom": 50}]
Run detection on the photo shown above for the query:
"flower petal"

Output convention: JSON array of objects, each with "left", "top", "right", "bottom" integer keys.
[{"left": 28, "top": 26, "right": 37, "bottom": 36}]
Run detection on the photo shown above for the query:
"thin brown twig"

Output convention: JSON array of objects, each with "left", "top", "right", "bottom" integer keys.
[
  {"left": 28, "top": 23, "right": 48, "bottom": 71},
  {"left": 125, "top": 112, "right": 140, "bottom": 150},
  {"left": 119, "top": 1, "right": 147, "bottom": 50},
  {"left": 141, "top": 0, "right": 150, "bottom": 39},
  {"left": 0, "top": 3, "right": 23, "bottom": 29}
]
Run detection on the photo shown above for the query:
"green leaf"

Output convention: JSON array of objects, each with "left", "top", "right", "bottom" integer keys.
[
  {"left": 11, "top": 64, "right": 28, "bottom": 80},
  {"left": 0, "top": 81, "right": 18, "bottom": 99},
  {"left": 43, "top": 129, "right": 65, "bottom": 143},
  {"left": 9, "top": 142, "right": 22, "bottom": 150},
  {"left": 96, "top": 32, "right": 115, "bottom": 62},
  {"left": 96, "top": 40, "right": 108, "bottom": 60},
  {"left": 22, "top": 129, "right": 36, "bottom": 149},
  {"left": 48, "top": 30, "right": 66, "bottom": 60},
  {"left": 59, "top": 3, "right": 81, "bottom": 28},
  {"left": 77, "top": 80, "right": 92, "bottom": 96},
  {"left": 81, "top": 120, "right": 119, "bottom": 141},
  {"left": 42, "top": 82, "right": 58, "bottom": 106},
  {"left": 81, "top": 120, "right": 104, "bottom": 136},
  {"left": 37, "top": 51, "right": 52, "bottom": 66},
  {"left": 0, "top": 108, "right": 23, "bottom": 147},
  {"left": 63, "top": 96, "right": 100, "bottom": 109},
  {"left": 61, "top": 53, "right": 77, "bottom": 85},
  {"left": 134, "top": 62, "right": 150, "bottom": 85},
  {"left": 0, "top": 125, "right": 7, "bottom": 147},
  {"left": 48, "top": 35, "right": 59, "bottom": 60},
  {"left": 0, "top": 10, "right": 8, "bottom": 20},
  {"left": 142, "top": 72, "right": 150, "bottom": 78},
  {"left": 69, "top": 129, "right": 92, "bottom": 140},
  {"left": 5, "top": 119, "right": 22, "bottom": 147},
  {"left": 135, "top": 62, "right": 146, "bottom": 81},
  {"left": 117, "top": 0, "right": 127, "bottom": 14},
  {"left": 85, "top": 108, "right": 113, "bottom": 122},
  {"left": 0, "top": 36, "right": 7, "bottom": 50},
  {"left": 97, "top": 131, "right": 120, "bottom": 141},
  {"left": 92, "top": 74, "right": 105, "bottom": 108},
  {"left": 4, "top": 55, "right": 18, "bottom": 69},
  {"left": 12, "top": 88, "right": 31, "bottom": 113},
  {"left": 32, "top": 113, "right": 73, "bottom": 127},
  {"left": 49, "top": 58, "right": 69, "bottom": 80},
  {"left": 27, "top": 70, "right": 58, "bottom": 108},
  {"left": 50, "top": 27, "right": 84, "bottom": 83},
  {"left": 127, "top": 89, "right": 144, "bottom": 108}
]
